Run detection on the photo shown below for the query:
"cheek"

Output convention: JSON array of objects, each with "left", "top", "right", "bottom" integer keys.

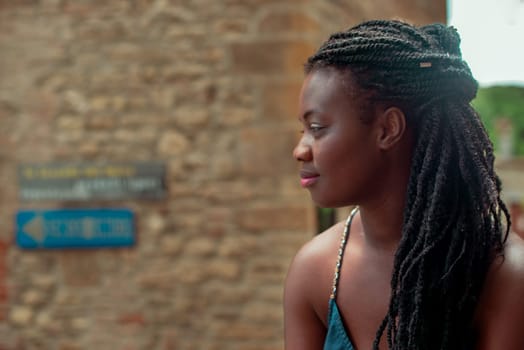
[
  {"left": 315, "top": 132, "right": 359, "bottom": 165},
  {"left": 317, "top": 133, "right": 380, "bottom": 180},
  {"left": 314, "top": 143, "right": 355, "bottom": 181}
]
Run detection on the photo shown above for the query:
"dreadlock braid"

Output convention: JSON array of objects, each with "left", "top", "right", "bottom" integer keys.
[{"left": 305, "top": 20, "right": 511, "bottom": 350}]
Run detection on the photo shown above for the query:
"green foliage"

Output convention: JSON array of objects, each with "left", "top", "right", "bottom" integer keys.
[
  {"left": 317, "top": 207, "right": 335, "bottom": 233},
  {"left": 472, "top": 86, "right": 524, "bottom": 156}
]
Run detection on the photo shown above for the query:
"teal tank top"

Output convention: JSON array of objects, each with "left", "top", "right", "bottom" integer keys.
[{"left": 323, "top": 207, "right": 358, "bottom": 350}]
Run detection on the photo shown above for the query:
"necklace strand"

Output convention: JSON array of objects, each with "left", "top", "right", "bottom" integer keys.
[{"left": 330, "top": 206, "right": 359, "bottom": 300}]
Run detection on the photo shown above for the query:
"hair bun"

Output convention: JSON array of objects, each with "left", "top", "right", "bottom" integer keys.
[{"left": 421, "top": 23, "right": 462, "bottom": 57}]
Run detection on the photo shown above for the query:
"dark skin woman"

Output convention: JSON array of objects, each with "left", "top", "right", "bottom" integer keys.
[{"left": 284, "top": 20, "right": 524, "bottom": 350}]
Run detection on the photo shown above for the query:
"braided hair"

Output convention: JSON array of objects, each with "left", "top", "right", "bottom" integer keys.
[{"left": 305, "top": 20, "right": 511, "bottom": 350}]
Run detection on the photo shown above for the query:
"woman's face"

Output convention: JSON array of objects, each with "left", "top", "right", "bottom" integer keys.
[{"left": 293, "top": 68, "right": 385, "bottom": 208}]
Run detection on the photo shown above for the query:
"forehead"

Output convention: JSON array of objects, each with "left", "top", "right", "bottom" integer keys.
[{"left": 300, "top": 68, "right": 359, "bottom": 110}]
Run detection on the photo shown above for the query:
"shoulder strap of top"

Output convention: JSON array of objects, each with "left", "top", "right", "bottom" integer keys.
[{"left": 330, "top": 206, "right": 359, "bottom": 301}]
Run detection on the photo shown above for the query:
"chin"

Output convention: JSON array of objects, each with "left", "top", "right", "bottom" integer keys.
[
  {"left": 310, "top": 192, "right": 356, "bottom": 209},
  {"left": 311, "top": 197, "right": 345, "bottom": 209}
]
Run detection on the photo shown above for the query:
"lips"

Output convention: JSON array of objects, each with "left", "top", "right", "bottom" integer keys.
[{"left": 299, "top": 169, "right": 320, "bottom": 188}]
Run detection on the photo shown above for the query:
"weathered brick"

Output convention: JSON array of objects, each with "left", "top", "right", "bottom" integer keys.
[
  {"left": 173, "top": 261, "right": 207, "bottom": 284},
  {"left": 217, "top": 107, "right": 254, "bottom": 126},
  {"left": 0, "top": 240, "right": 7, "bottom": 307},
  {"left": 230, "top": 40, "right": 315, "bottom": 75},
  {"left": 237, "top": 205, "right": 311, "bottom": 232},
  {"left": 214, "top": 18, "right": 249, "bottom": 37},
  {"left": 238, "top": 127, "right": 298, "bottom": 176},
  {"left": 217, "top": 235, "right": 259, "bottom": 258},
  {"left": 202, "top": 181, "right": 256, "bottom": 202},
  {"left": 70, "top": 317, "right": 89, "bottom": 331},
  {"left": 57, "top": 342, "right": 83, "bottom": 350},
  {"left": 30, "top": 274, "right": 55, "bottom": 291},
  {"left": 0, "top": 1, "right": 450, "bottom": 349},
  {"left": 136, "top": 271, "right": 176, "bottom": 291},
  {"left": 261, "top": 80, "right": 303, "bottom": 121},
  {"left": 56, "top": 114, "right": 85, "bottom": 130},
  {"left": 173, "top": 106, "right": 210, "bottom": 129},
  {"left": 243, "top": 302, "right": 282, "bottom": 322},
  {"left": 118, "top": 313, "right": 145, "bottom": 326},
  {"left": 21, "top": 290, "right": 46, "bottom": 306},
  {"left": 157, "top": 130, "right": 190, "bottom": 156},
  {"left": 86, "top": 115, "right": 118, "bottom": 129},
  {"left": 185, "top": 238, "right": 216, "bottom": 257},
  {"left": 215, "top": 322, "right": 275, "bottom": 340},
  {"left": 206, "top": 284, "right": 251, "bottom": 305},
  {"left": 247, "top": 257, "right": 290, "bottom": 284},
  {"left": 218, "top": 78, "right": 254, "bottom": 107},
  {"left": 210, "top": 154, "right": 237, "bottom": 180},
  {"left": 9, "top": 306, "right": 33, "bottom": 326},
  {"left": 0, "top": 284, "right": 7, "bottom": 309},
  {"left": 258, "top": 10, "right": 320, "bottom": 33},
  {"left": 60, "top": 252, "right": 101, "bottom": 287},
  {"left": 229, "top": 343, "right": 284, "bottom": 350},
  {"left": 203, "top": 207, "right": 234, "bottom": 237},
  {"left": 208, "top": 260, "right": 241, "bottom": 280}
]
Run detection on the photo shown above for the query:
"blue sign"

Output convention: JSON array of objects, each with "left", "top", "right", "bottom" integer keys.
[{"left": 16, "top": 209, "right": 135, "bottom": 249}]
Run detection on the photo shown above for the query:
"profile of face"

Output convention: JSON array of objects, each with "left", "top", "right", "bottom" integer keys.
[{"left": 293, "top": 67, "right": 391, "bottom": 208}]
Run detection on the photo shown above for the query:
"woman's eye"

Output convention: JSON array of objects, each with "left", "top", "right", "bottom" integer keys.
[{"left": 309, "top": 123, "right": 323, "bottom": 132}]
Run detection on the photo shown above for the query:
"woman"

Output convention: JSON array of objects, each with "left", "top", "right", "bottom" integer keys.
[{"left": 284, "top": 20, "right": 524, "bottom": 350}]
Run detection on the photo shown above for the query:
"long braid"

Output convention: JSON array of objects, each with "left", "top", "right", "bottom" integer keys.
[{"left": 305, "top": 20, "right": 511, "bottom": 350}]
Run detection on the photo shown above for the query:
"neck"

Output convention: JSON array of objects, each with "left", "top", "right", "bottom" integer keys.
[
  {"left": 358, "top": 148, "right": 412, "bottom": 252},
  {"left": 358, "top": 198, "right": 405, "bottom": 252}
]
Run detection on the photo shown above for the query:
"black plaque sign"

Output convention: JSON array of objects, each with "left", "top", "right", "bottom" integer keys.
[{"left": 18, "top": 162, "right": 166, "bottom": 201}]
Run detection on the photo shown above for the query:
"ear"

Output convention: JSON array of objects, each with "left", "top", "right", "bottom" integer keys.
[{"left": 375, "top": 107, "right": 407, "bottom": 150}]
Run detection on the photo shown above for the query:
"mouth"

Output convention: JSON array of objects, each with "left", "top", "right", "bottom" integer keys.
[{"left": 299, "top": 170, "right": 320, "bottom": 188}]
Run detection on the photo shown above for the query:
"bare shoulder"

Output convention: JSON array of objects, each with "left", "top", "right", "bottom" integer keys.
[
  {"left": 283, "top": 222, "right": 346, "bottom": 349},
  {"left": 284, "top": 221, "right": 345, "bottom": 322},
  {"left": 289, "top": 221, "right": 345, "bottom": 271},
  {"left": 488, "top": 233, "right": 524, "bottom": 290},
  {"left": 476, "top": 233, "right": 524, "bottom": 350}
]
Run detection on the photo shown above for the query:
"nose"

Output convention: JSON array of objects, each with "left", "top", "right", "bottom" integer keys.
[{"left": 293, "top": 134, "right": 312, "bottom": 162}]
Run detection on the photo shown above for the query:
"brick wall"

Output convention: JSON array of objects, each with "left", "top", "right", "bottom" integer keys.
[{"left": 0, "top": 1, "right": 445, "bottom": 349}]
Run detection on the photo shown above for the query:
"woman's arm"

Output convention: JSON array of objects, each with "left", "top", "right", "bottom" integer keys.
[
  {"left": 284, "top": 233, "right": 337, "bottom": 350},
  {"left": 476, "top": 234, "right": 524, "bottom": 350}
]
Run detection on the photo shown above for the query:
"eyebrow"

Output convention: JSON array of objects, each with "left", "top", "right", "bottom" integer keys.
[{"left": 299, "top": 109, "right": 317, "bottom": 122}]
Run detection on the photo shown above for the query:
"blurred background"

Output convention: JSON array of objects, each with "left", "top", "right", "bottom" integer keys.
[
  {"left": 0, "top": 0, "right": 521, "bottom": 349},
  {"left": 448, "top": 0, "right": 524, "bottom": 239}
]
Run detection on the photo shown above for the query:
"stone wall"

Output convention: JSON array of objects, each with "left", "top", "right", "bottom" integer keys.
[{"left": 0, "top": 1, "right": 445, "bottom": 349}]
